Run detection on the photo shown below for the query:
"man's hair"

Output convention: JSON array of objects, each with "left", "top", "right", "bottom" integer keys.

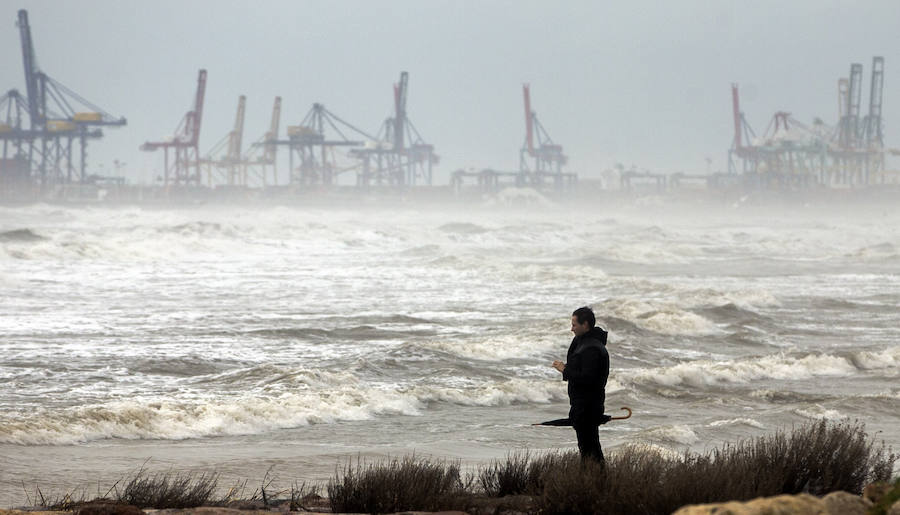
[{"left": 572, "top": 306, "right": 596, "bottom": 327}]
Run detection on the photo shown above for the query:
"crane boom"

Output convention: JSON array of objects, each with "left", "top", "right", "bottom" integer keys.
[
  {"left": 865, "top": 56, "right": 884, "bottom": 147},
  {"left": 189, "top": 69, "right": 207, "bottom": 145},
  {"left": 731, "top": 84, "right": 742, "bottom": 149},
  {"left": 523, "top": 84, "right": 534, "bottom": 155},
  {"left": 393, "top": 71, "right": 408, "bottom": 150},
  {"left": 17, "top": 9, "right": 41, "bottom": 129},
  {"left": 227, "top": 95, "right": 245, "bottom": 161},
  {"left": 265, "top": 96, "right": 281, "bottom": 162},
  {"left": 838, "top": 78, "right": 849, "bottom": 119}
]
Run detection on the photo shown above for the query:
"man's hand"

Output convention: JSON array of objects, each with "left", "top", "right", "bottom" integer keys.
[{"left": 551, "top": 360, "right": 565, "bottom": 373}]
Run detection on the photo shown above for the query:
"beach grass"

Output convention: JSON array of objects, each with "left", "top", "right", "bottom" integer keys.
[{"left": 21, "top": 419, "right": 896, "bottom": 514}]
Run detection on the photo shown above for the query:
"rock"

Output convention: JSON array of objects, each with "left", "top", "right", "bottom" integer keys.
[
  {"left": 672, "top": 493, "right": 827, "bottom": 514},
  {"left": 888, "top": 498, "right": 900, "bottom": 515},
  {"left": 821, "top": 491, "right": 870, "bottom": 515},
  {"left": 74, "top": 501, "right": 143, "bottom": 515},
  {"left": 464, "top": 495, "right": 534, "bottom": 515},
  {"left": 864, "top": 482, "right": 893, "bottom": 504}
]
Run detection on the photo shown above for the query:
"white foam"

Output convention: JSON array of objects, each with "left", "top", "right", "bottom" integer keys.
[
  {"left": 485, "top": 187, "right": 555, "bottom": 207},
  {"left": 0, "top": 373, "right": 569, "bottom": 445},
  {"left": 708, "top": 418, "right": 765, "bottom": 429},
  {"left": 0, "top": 385, "right": 425, "bottom": 445},
  {"left": 794, "top": 405, "right": 845, "bottom": 420},
  {"left": 600, "top": 298, "right": 721, "bottom": 336},
  {"left": 626, "top": 352, "right": 858, "bottom": 388},
  {"left": 420, "top": 334, "right": 557, "bottom": 361},
  {"left": 617, "top": 442, "right": 685, "bottom": 461},
  {"left": 854, "top": 346, "right": 900, "bottom": 370},
  {"left": 638, "top": 424, "right": 700, "bottom": 445},
  {"left": 410, "top": 378, "right": 566, "bottom": 407}
]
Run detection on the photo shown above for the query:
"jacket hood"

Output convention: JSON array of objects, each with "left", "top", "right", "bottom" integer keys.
[{"left": 583, "top": 326, "right": 608, "bottom": 344}]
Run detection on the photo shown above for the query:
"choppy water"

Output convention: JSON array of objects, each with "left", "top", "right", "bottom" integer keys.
[{"left": 1, "top": 199, "right": 898, "bottom": 505}]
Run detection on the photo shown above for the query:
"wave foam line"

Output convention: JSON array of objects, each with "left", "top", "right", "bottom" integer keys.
[
  {"left": 622, "top": 349, "right": 889, "bottom": 390},
  {"left": 0, "top": 377, "right": 567, "bottom": 445}
]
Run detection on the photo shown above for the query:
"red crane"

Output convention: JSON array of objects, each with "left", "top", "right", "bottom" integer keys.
[
  {"left": 141, "top": 69, "right": 207, "bottom": 187},
  {"left": 519, "top": 84, "right": 568, "bottom": 187}
]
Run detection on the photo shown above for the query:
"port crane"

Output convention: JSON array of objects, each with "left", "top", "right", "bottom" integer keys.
[
  {"left": 1, "top": 9, "right": 126, "bottom": 191},
  {"left": 202, "top": 95, "right": 247, "bottom": 187},
  {"left": 520, "top": 84, "right": 571, "bottom": 187},
  {"left": 728, "top": 56, "right": 886, "bottom": 188},
  {"left": 270, "top": 102, "right": 371, "bottom": 187},
  {"left": 349, "top": 71, "right": 438, "bottom": 188},
  {"left": 140, "top": 70, "right": 207, "bottom": 187},
  {"left": 245, "top": 96, "right": 282, "bottom": 186}
]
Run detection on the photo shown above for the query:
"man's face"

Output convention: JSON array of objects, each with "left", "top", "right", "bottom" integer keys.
[{"left": 571, "top": 315, "right": 590, "bottom": 336}]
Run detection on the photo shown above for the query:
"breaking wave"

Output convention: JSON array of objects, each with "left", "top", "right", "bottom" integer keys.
[
  {"left": 637, "top": 424, "right": 700, "bottom": 445},
  {"left": 622, "top": 349, "right": 887, "bottom": 390},
  {"left": 707, "top": 418, "right": 765, "bottom": 429},
  {"left": 598, "top": 299, "right": 721, "bottom": 336},
  {"left": 794, "top": 405, "right": 846, "bottom": 420},
  {"left": 0, "top": 228, "right": 46, "bottom": 242},
  {"left": 0, "top": 373, "right": 566, "bottom": 445}
]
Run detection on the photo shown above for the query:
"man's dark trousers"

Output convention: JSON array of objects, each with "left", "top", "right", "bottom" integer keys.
[{"left": 574, "top": 420, "right": 604, "bottom": 462}]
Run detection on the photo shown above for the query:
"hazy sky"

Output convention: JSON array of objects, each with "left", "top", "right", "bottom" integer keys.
[{"left": 2, "top": 0, "right": 898, "bottom": 184}]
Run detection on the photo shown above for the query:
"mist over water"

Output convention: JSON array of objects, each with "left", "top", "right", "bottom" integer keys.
[{"left": 1, "top": 199, "right": 898, "bottom": 504}]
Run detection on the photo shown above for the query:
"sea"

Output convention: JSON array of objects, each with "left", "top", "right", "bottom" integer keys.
[{"left": 1, "top": 194, "right": 898, "bottom": 505}]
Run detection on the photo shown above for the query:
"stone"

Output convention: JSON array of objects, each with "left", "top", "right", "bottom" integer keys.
[
  {"left": 76, "top": 501, "right": 143, "bottom": 515},
  {"left": 821, "top": 491, "right": 870, "bottom": 515},
  {"left": 888, "top": 498, "right": 900, "bottom": 515},
  {"left": 864, "top": 482, "right": 893, "bottom": 504},
  {"left": 672, "top": 493, "right": 827, "bottom": 514}
]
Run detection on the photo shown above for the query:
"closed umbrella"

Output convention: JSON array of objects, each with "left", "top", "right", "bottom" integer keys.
[{"left": 533, "top": 406, "right": 632, "bottom": 427}]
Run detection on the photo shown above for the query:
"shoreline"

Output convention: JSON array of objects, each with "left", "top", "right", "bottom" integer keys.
[
  {"left": 3, "top": 421, "right": 897, "bottom": 513},
  {"left": 2, "top": 180, "right": 900, "bottom": 210}
]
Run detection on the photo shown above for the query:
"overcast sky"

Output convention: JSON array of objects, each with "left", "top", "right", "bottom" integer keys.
[{"left": 2, "top": 0, "right": 898, "bottom": 184}]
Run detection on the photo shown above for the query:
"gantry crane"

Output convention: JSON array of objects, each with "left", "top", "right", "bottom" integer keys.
[
  {"left": 270, "top": 103, "right": 368, "bottom": 187},
  {"left": 246, "top": 96, "right": 281, "bottom": 186},
  {"left": 862, "top": 57, "right": 885, "bottom": 181},
  {"left": 519, "top": 84, "right": 574, "bottom": 191},
  {"left": 202, "top": 95, "right": 247, "bottom": 187},
  {"left": 349, "top": 71, "right": 438, "bottom": 188},
  {"left": 0, "top": 89, "right": 36, "bottom": 194},
  {"left": 140, "top": 70, "right": 207, "bottom": 187},
  {"left": 728, "top": 56, "right": 886, "bottom": 188},
  {"left": 1, "top": 9, "right": 127, "bottom": 192}
]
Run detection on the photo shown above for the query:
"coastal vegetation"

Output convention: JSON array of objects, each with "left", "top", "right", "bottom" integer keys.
[{"left": 22, "top": 420, "right": 896, "bottom": 514}]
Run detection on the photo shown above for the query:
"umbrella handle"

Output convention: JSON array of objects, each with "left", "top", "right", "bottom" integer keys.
[{"left": 610, "top": 407, "right": 632, "bottom": 420}]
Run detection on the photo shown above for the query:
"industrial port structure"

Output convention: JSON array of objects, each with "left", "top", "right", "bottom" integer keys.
[
  {"left": 269, "top": 72, "right": 439, "bottom": 189},
  {"left": 1, "top": 8, "right": 896, "bottom": 202},
  {"left": 1, "top": 10, "right": 126, "bottom": 198},
  {"left": 728, "top": 56, "right": 892, "bottom": 188},
  {"left": 451, "top": 84, "right": 577, "bottom": 194}
]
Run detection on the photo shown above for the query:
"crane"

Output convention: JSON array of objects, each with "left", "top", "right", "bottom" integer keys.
[
  {"left": 9, "top": 9, "right": 126, "bottom": 189},
  {"left": 271, "top": 102, "right": 369, "bottom": 187},
  {"left": 247, "top": 96, "right": 282, "bottom": 186},
  {"left": 141, "top": 70, "right": 207, "bottom": 187},
  {"left": 839, "top": 63, "right": 863, "bottom": 149},
  {"left": 0, "top": 90, "right": 36, "bottom": 194},
  {"left": 350, "top": 71, "right": 437, "bottom": 188},
  {"left": 519, "top": 84, "right": 569, "bottom": 189},
  {"left": 202, "top": 95, "right": 247, "bottom": 187}
]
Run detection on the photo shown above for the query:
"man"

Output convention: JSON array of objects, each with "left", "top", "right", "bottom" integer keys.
[{"left": 552, "top": 306, "right": 610, "bottom": 462}]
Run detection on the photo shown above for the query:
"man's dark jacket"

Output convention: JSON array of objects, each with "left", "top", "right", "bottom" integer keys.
[{"left": 562, "top": 326, "right": 609, "bottom": 426}]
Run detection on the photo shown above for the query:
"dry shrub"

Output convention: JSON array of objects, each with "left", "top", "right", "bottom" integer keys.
[
  {"left": 114, "top": 470, "right": 218, "bottom": 509},
  {"left": 479, "top": 449, "right": 570, "bottom": 497},
  {"left": 327, "top": 455, "right": 469, "bottom": 513},
  {"left": 536, "top": 419, "right": 896, "bottom": 515}
]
